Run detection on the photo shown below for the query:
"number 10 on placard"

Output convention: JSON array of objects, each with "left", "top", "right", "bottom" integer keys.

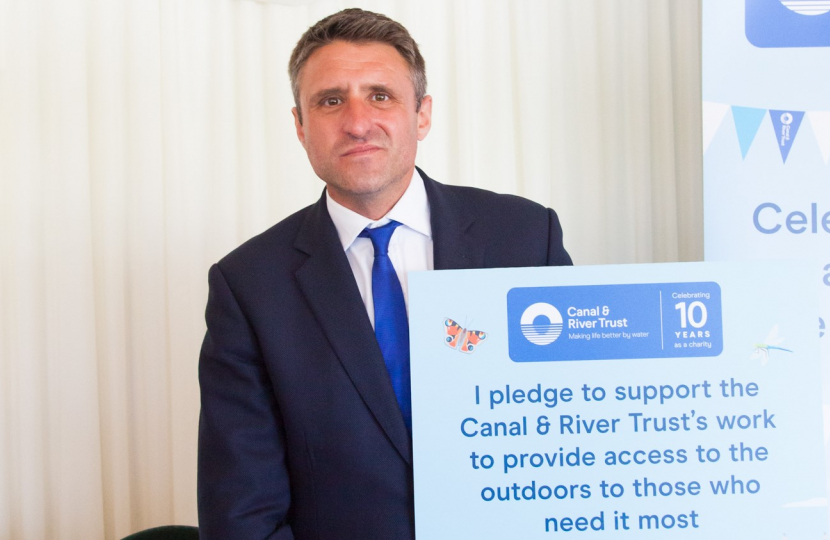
[{"left": 675, "top": 301, "right": 708, "bottom": 329}]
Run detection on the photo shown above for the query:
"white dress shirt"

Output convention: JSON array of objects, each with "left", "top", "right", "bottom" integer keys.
[{"left": 326, "top": 169, "right": 434, "bottom": 328}]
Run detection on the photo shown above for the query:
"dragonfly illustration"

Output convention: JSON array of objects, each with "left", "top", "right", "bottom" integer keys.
[{"left": 750, "top": 325, "right": 793, "bottom": 365}]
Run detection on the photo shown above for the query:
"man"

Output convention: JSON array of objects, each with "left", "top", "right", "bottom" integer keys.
[{"left": 198, "top": 8, "right": 571, "bottom": 540}]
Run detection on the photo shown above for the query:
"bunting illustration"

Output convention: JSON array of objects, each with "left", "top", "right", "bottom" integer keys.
[{"left": 703, "top": 101, "right": 830, "bottom": 164}]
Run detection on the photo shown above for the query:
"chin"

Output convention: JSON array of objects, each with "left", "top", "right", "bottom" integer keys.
[{"left": 335, "top": 169, "right": 395, "bottom": 191}]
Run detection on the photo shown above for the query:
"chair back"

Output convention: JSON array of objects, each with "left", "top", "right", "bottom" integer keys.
[{"left": 121, "top": 525, "right": 199, "bottom": 540}]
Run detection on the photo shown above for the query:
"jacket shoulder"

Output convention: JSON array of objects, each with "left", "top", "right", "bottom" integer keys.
[
  {"left": 426, "top": 177, "right": 571, "bottom": 267},
  {"left": 215, "top": 203, "right": 313, "bottom": 276},
  {"left": 441, "top": 183, "right": 551, "bottom": 224}
]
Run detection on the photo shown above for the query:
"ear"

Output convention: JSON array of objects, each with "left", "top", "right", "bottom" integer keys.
[
  {"left": 416, "top": 95, "right": 432, "bottom": 141},
  {"left": 292, "top": 107, "right": 306, "bottom": 147}
]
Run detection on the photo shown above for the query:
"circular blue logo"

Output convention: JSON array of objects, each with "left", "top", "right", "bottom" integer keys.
[{"left": 520, "top": 303, "right": 563, "bottom": 346}]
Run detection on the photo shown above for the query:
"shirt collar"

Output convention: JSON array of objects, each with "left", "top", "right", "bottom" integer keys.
[{"left": 326, "top": 169, "right": 432, "bottom": 251}]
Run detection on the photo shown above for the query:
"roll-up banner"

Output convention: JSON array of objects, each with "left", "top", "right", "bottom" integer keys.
[{"left": 703, "top": 0, "right": 830, "bottom": 526}]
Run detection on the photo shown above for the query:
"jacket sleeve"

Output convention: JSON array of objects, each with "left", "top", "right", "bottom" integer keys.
[
  {"left": 546, "top": 207, "right": 573, "bottom": 266},
  {"left": 197, "top": 263, "right": 295, "bottom": 540}
]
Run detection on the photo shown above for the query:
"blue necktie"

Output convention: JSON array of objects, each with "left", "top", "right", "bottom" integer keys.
[{"left": 360, "top": 221, "right": 411, "bottom": 430}]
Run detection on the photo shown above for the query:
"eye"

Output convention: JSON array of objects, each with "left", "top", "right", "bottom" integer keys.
[
  {"left": 372, "top": 93, "right": 390, "bottom": 102},
  {"left": 322, "top": 97, "right": 342, "bottom": 107}
]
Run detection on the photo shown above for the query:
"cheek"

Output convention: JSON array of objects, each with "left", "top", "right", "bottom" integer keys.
[
  {"left": 389, "top": 115, "right": 420, "bottom": 142},
  {"left": 303, "top": 124, "right": 334, "bottom": 152}
]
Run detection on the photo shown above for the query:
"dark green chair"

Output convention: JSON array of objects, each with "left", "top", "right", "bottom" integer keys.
[{"left": 121, "top": 525, "right": 199, "bottom": 540}]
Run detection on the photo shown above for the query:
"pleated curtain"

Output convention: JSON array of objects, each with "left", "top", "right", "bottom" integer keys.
[{"left": 0, "top": 0, "right": 702, "bottom": 537}]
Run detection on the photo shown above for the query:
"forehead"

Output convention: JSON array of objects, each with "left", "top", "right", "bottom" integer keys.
[{"left": 298, "top": 41, "right": 412, "bottom": 99}]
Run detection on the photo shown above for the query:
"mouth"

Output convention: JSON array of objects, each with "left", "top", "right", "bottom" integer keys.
[{"left": 341, "top": 145, "right": 382, "bottom": 157}]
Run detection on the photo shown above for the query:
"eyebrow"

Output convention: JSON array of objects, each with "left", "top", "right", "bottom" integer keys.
[
  {"left": 309, "top": 86, "right": 347, "bottom": 105},
  {"left": 366, "top": 84, "right": 395, "bottom": 96}
]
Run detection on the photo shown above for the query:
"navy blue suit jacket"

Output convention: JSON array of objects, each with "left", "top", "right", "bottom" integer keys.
[{"left": 197, "top": 170, "right": 572, "bottom": 539}]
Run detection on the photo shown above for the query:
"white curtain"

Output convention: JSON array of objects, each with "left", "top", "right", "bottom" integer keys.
[{"left": 0, "top": 0, "right": 701, "bottom": 537}]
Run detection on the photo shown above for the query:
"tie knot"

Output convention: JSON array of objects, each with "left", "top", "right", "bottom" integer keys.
[{"left": 359, "top": 220, "right": 402, "bottom": 256}]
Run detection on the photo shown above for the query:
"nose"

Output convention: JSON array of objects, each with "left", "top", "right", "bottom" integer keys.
[{"left": 341, "top": 99, "right": 373, "bottom": 139}]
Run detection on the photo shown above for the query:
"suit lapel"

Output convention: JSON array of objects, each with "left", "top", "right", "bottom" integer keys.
[
  {"left": 292, "top": 172, "right": 480, "bottom": 465},
  {"left": 294, "top": 195, "right": 412, "bottom": 465},
  {"left": 421, "top": 169, "right": 485, "bottom": 271}
]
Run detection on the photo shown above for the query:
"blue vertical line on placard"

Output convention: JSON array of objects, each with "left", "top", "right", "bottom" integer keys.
[{"left": 659, "top": 290, "right": 665, "bottom": 350}]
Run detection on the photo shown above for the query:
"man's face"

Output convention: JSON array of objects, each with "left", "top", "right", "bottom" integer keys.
[{"left": 293, "top": 40, "right": 432, "bottom": 218}]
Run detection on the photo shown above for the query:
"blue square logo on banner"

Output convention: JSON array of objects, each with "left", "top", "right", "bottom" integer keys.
[{"left": 745, "top": 0, "right": 830, "bottom": 48}]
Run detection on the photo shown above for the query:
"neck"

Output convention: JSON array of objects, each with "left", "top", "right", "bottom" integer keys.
[{"left": 328, "top": 170, "right": 414, "bottom": 220}]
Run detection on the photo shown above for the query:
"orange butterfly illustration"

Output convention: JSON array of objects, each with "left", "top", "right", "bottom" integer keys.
[{"left": 444, "top": 318, "right": 487, "bottom": 353}]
